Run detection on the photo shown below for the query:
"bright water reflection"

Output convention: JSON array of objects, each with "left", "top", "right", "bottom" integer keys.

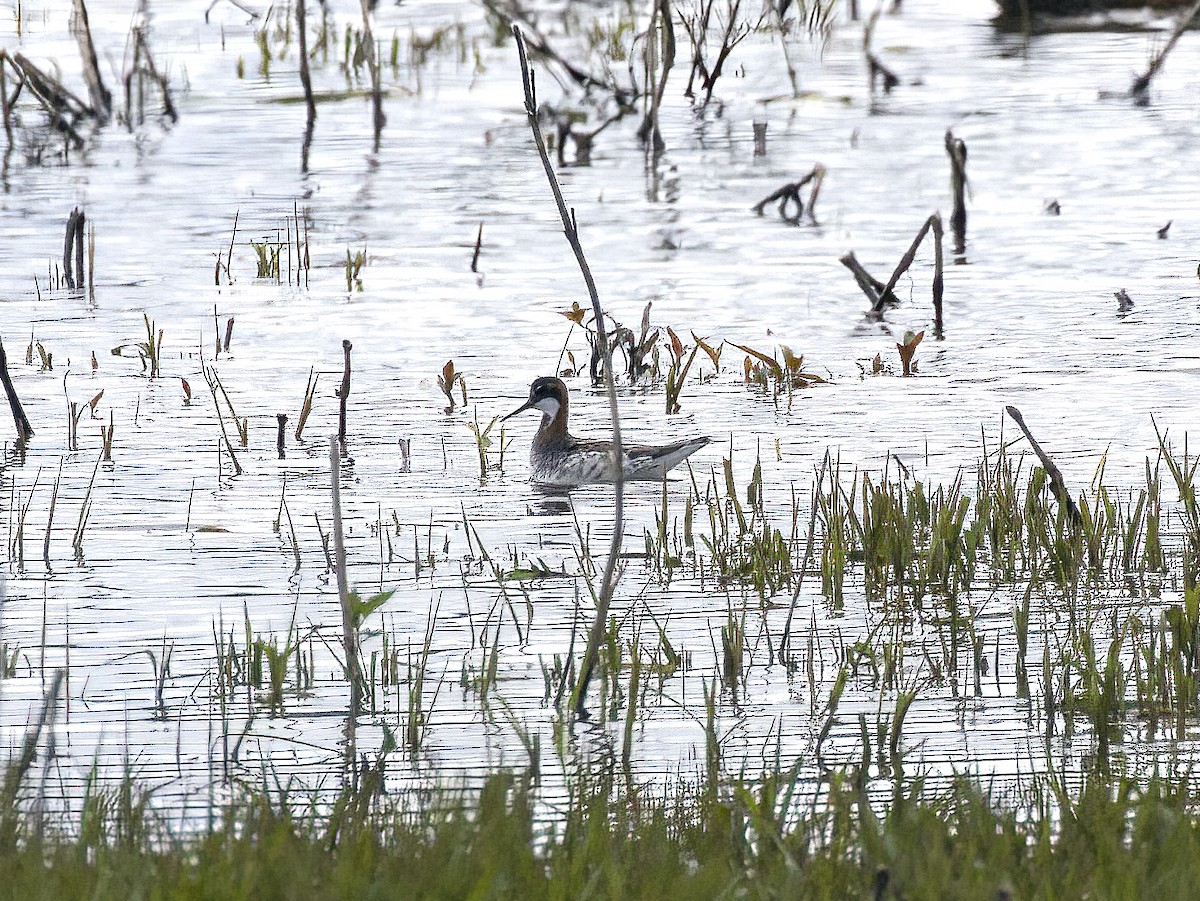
[{"left": 0, "top": 0, "right": 1199, "bottom": 816}]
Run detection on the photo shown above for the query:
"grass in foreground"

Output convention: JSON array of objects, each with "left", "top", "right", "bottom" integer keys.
[{"left": 4, "top": 764, "right": 1200, "bottom": 900}]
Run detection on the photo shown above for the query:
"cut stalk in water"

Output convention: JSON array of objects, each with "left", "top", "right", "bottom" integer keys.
[
  {"left": 69, "top": 0, "right": 110, "bottom": 123},
  {"left": 296, "top": 0, "right": 316, "bottom": 129},
  {"left": 0, "top": 338, "right": 33, "bottom": 442},
  {"left": 1129, "top": 0, "right": 1200, "bottom": 99},
  {"left": 100, "top": 408, "right": 113, "bottom": 461},
  {"left": 840, "top": 251, "right": 899, "bottom": 310},
  {"left": 514, "top": 26, "right": 624, "bottom": 719},
  {"left": 0, "top": 56, "right": 11, "bottom": 145},
  {"left": 470, "top": 222, "right": 483, "bottom": 273},
  {"left": 864, "top": 10, "right": 899, "bottom": 96},
  {"left": 636, "top": 0, "right": 674, "bottom": 151},
  {"left": 5, "top": 53, "right": 89, "bottom": 147},
  {"left": 276, "top": 413, "right": 287, "bottom": 459},
  {"left": 945, "top": 130, "right": 967, "bottom": 256},
  {"left": 122, "top": 20, "right": 176, "bottom": 127},
  {"left": 62, "top": 207, "right": 85, "bottom": 291},
  {"left": 874, "top": 212, "right": 943, "bottom": 318},
  {"left": 359, "top": 0, "right": 385, "bottom": 150},
  {"left": 752, "top": 165, "right": 826, "bottom": 224},
  {"left": 1005, "top": 405, "right": 1080, "bottom": 525},
  {"left": 337, "top": 339, "right": 351, "bottom": 443}
]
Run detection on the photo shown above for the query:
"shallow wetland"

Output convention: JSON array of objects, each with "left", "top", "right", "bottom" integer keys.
[{"left": 3, "top": 0, "right": 1200, "bottom": 894}]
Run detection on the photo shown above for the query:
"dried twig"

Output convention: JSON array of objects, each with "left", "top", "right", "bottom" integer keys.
[
  {"left": 359, "top": 0, "right": 385, "bottom": 150},
  {"left": 945, "top": 130, "right": 968, "bottom": 256},
  {"left": 122, "top": 22, "right": 176, "bottom": 127},
  {"left": 63, "top": 207, "right": 85, "bottom": 291},
  {"left": 486, "top": 0, "right": 634, "bottom": 107},
  {"left": 842, "top": 213, "right": 945, "bottom": 333},
  {"left": 1005, "top": 405, "right": 1081, "bottom": 525},
  {"left": 839, "top": 251, "right": 898, "bottom": 309},
  {"left": 874, "top": 212, "right": 943, "bottom": 316},
  {"left": 70, "top": 0, "right": 111, "bottom": 123},
  {"left": 470, "top": 222, "right": 483, "bottom": 273},
  {"left": 864, "top": 9, "right": 899, "bottom": 96},
  {"left": 752, "top": 164, "right": 826, "bottom": 223},
  {"left": 7, "top": 53, "right": 90, "bottom": 146},
  {"left": 515, "top": 26, "right": 624, "bottom": 719},
  {"left": 1130, "top": 0, "right": 1200, "bottom": 98},
  {"left": 636, "top": 0, "right": 674, "bottom": 150},
  {"left": 337, "top": 339, "right": 352, "bottom": 442},
  {"left": 0, "top": 338, "right": 34, "bottom": 442}
]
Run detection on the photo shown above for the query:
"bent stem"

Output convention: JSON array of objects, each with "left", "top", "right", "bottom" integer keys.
[{"left": 514, "top": 26, "right": 623, "bottom": 720}]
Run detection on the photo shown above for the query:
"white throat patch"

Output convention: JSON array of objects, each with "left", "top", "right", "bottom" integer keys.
[{"left": 532, "top": 396, "right": 561, "bottom": 419}]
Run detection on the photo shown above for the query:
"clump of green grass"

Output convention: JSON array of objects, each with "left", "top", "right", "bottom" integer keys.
[{"left": 9, "top": 754, "right": 1200, "bottom": 899}]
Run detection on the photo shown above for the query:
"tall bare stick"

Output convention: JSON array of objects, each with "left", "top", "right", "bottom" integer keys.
[{"left": 514, "top": 26, "right": 624, "bottom": 719}]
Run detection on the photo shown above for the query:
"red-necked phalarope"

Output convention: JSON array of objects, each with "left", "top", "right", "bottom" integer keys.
[{"left": 504, "top": 376, "right": 710, "bottom": 487}]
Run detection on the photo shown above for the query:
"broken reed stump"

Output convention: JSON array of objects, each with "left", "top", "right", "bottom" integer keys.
[
  {"left": 6, "top": 52, "right": 92, "bottom": 148},
  {"left": 63, "top": 208, "right": 85, "bottom": 291},
  {"left": 840, "top": 251, "right": 900, "bottom": 309},
  {"left": 1130, "top": 0, "right": 1200, "bottom": 99},
  {"left": 945, "top": 130, "right": 968, "bottom": 256},
  {"left": 337, "top": 339, "right": 352, "bottom": 443},
  {"left": 123, "top": 20, "right": 177, "bottom": 128},
  {"left": 842, "top": 212, "right": 946, "bottom": 336},
  {"left": 470, "top": 223, "right": 483, "bottom": 273},
  {"left": 863, "top": 9, "right": 900, "bottom": 96},
  {"left": 752, "top": 165, "right": 826, "bottom": 224},
  {"left": 0, "top": 338, "right": 35, "bottom": 442},
  {"left": 931, "top": 214, "right": 944, "bottom": 336},
  {"left": 874, "top": 213, "right": 944, "bottom": 319},
  {"left": 752, "top": 120, "right": 767, "bottom": 156},
  {"left": 0, "top": 56, "right": 12, "bottom": 145},
  {"left": 867, "top": 53, "right": 899, "bottom": 94},
  {"left": 70, "top": 0, "right": 111, "bottom": 124},
  {"left": 555, "top": 112, "right": 621, "bottom": 167},
  {"left": 296, "top": 0, "right": 316, "bottom": 132},
  {"left": 1005, "top": 405, "right": 1081, "bottom": 525},
  {"left": 636, "top": 0, "right": 673, "bottom": 152},
  {"left": 276, "top": 413, "right": 288, "bottom": 459},
  {"left": 358, "top": 0, "right": 386, "bottom": 152},
  {"left": 223, "top": 317, "right": 234, "bottom": 353}
]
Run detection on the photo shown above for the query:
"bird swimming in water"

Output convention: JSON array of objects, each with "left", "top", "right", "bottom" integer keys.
[{"left": 504, "top": 376, "right": 709, "bottom": 487}]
